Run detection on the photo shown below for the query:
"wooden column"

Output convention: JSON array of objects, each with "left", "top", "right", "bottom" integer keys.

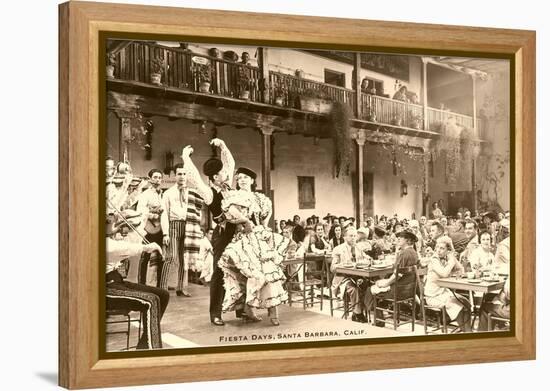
[
  {"left": 355, "top": 130, "right": 367, "bottom": 226},
  {"left": 260, "top": 127, "right": 273, "bottom": 195},
  {"left": 422, "top": 147, "right": 431, "bottom": 217},
  {"left": 472, "top": 75, "right": 478, "bottom": 213},
  {"left": 118, "top": 116, "right": 131, "bottom": 163},
  {"left": 258, "top": 47, "right": 270, "bottom": 104},
  {"left": 353, "top": 53, "right": 362, "bottom": 118},
  {"left": 421, "top": 57, "right": 429, "bottom": 131}
]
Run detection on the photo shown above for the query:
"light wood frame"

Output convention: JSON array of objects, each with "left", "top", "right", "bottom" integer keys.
[{"left": 59, "top": 1, "right": 536, "bottom": 389}]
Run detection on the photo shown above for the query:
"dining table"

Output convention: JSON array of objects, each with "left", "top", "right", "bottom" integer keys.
[{"left": 435, "top": 276, "right": 506, "bottom": 330}]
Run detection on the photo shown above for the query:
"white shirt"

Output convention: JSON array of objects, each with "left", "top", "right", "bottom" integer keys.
[
  {"left": 106, "top": 238, "right": 144, "bottom": 274},
  {"left": 161, "top": 185, "right": 189, "bottom": 234}
]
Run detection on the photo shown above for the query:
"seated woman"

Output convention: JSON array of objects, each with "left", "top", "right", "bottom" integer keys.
[
  {"left": 310, "top": 223, "right": 332, "bottom": 254},
  {"left": 329, "top": 224, "right": 344, "bottom": 248},
  {"left": 218, "top": 167, "right": 290, "bottom": 326},
  {"left": 365, "top": 230, "right": 419, "bottom": 327},
  {"left": 424, "top": 236, "right": 471, "bottom": 332},
  {"left": 468, "top": 230, "right": 495, "bottom": 273}
]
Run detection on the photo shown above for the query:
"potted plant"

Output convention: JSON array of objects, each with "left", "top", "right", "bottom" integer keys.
[
  {"left": 409, "top": 113, "right": 423, "bottom": 129},
  {"left": 237, "top": 66, "right": 251, "bottom": 99},
  {"left": 197, "top": 63, "right": 212, "bottom": 93},
  {"left": 391, "top": 113, "right": 404, "bottom": 126},
  {"left": 365, "top": 106, "right": 377, "bottom": 122},
  {"left": 106, "top": 52, "right": 116, "bottom": 79},
  {"left": 273, "top": 81, "right": 287, "bottom": 106},
  {"left": 150, "top": 57, "right": 164, "bottom": 86},
  {"left": 299, "top": 88, "right": 333, "bottom": 114}
]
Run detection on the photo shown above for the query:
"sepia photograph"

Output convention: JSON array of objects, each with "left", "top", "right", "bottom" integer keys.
[{"left": 103, "top": 38, "right": 511, "bottom": 352}]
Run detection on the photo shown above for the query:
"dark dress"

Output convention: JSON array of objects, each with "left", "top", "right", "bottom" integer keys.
[
  {"left": 208, "top": 186, "right": 237, "bottom": 321},
  {"left": 365, "top": 247, "right": 419, "bottom": 319}
]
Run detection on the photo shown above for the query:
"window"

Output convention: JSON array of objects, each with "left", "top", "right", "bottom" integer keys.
[
  {"left": 360, "top": 77, "right": 384, "bottom": 96},
  {"left": 298, "top": 176, "right": 315, "bottom": 209},
  {"left": 324, "top": 69, "right": 346, "bottom": 88}
]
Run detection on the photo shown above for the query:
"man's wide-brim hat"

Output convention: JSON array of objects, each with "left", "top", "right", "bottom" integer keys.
[
  {"left": 374, "top": 225, "right": 387, "bottom": 237},
  {"left": 482, "top": 211, "right": 499, "bottom": 222},
  {"left": 203, "top": 158, "right": 223, "bottom": 177},
  {"left": 235, "top": 166, "right": 257, "bottom": 180},
  {"left": 323, "top": 213, "right": 334, "bottom": 221},
  {"left": 396, "top": 230, "right": 418, "bottom": 243}
]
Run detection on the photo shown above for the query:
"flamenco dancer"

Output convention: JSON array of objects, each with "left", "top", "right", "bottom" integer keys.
[{"left": 217, "top": 167, "right": 290, "bottom": 326}]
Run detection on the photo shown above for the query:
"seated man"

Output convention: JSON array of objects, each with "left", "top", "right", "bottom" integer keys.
[
  {"left": 330, "top": 226, "right": 371, "bottom": 323},
  {"left": 478, "top": 278, "right": 510, "bottom": 331},
  {"left": 365, "top": 230, "right": 419, "bottom": 327},
  {"left": 106, "top": 212, "right": 169, "bottom": 350}
]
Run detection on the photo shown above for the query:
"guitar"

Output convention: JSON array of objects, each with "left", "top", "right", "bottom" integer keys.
[{"left": 144, "top": 205, "right": 163, "bottom": 235}]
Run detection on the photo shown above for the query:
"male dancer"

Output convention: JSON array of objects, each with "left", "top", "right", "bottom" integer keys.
[{"left": 179, "top": 139, "right": 252, "bottom": 326}]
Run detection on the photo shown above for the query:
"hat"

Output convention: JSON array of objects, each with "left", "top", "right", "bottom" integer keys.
[
  {"left": 396, "top": 230, "right": 418, "bottom": 243},
  {"left": 357, "top": 227, "right": 369, "bottom": 236},
  {"left": 323, "top": 213, "right": 334, "bottom": 221},
  {"left": 374, "top": 225, "right": 387, "bottom": 237},
  {"left": 482, "top": 211, "right": 499, "bottom": 222},
  {"left": 203, "top": 158, "right": 223, "bottom": 177},
  {"left": 235, "top": 166, "right": 257, "bottom": 180}
]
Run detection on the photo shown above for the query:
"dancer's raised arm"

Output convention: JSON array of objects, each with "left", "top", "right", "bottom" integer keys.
[
  {"left": 180, "top": 146, "right": 214, "bottom": 205},
  {"left": 210, "top": 138, "right": 235, "bottom": 185}
]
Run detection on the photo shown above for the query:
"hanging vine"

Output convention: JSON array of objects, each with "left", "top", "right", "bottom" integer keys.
[{"left": 330, "top": 101, "right": 352, "bottom": 178}]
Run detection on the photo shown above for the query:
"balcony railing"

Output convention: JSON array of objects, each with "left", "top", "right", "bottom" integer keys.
[
  {"left": 111, "top": 41, "right": 485, "bottom": 139},
  {"left": 112, "top": 42, "right": 261, "bottom": 102},
  {"left": 268, "top": 71, "right": 354, "bottom": 110}
]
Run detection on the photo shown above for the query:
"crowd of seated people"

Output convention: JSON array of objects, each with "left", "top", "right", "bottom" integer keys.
[{"left": 274, "top": 206, "right": 511, "bottom": 331}]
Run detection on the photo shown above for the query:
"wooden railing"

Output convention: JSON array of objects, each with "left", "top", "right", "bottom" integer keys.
[
  {"left": 268, "top": 71, "right": 354, "bottom": 110},
  {"left": 111, "top": 42, "right": 483, "bottom": 138},
  {"left": 113, "top": 42, "right": 261, "bottom": 102},
  {"left": 361, "top": 93, "right": 424, "bottom": 129}
]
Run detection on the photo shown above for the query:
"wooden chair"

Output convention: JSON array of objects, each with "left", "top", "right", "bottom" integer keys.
[
  {"left": 415, "top": 269, "right": 449, "bottom": 334},
  {"left": 372, "top": 265, "right": 419, "bottom": 331},
  {"left": 287, "top": 254, "right": 325, "bottom": 310},
  {"left": 323, "top": 256, "right": 353, "bottom": 319},
  {"left": 488, "top": 314, "right": 510, "bottom": 331},
  {"left": 106, "top": 259, "right": 143, "bottom": 350},
  {"left": 106, "top": 308, "right": 142, "bottom": 351}
]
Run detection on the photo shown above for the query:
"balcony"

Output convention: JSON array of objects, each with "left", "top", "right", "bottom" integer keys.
[{"left": 109, "top": 41, "right": 485, "bottom": 140}]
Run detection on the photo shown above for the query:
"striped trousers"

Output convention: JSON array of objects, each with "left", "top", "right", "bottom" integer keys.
[
  {"left": 106, "top": 278, "right": 169, "bottom": 350},
  {"left": 159, "top": 220, "right": 188, "bottom": 291}
]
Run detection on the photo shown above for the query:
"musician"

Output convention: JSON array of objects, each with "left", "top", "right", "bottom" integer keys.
[
  {"left": 177, "top": 139, "right": 238, "bottom": 326},
  {"left": 105, "top": 212, "right": 169, "bottom": 350},
  {"left": 136, "top": 169, "right": 165, "bottom": 286},
  {"left": 159, "top": 163, "right": 204, "bottom": 297}
]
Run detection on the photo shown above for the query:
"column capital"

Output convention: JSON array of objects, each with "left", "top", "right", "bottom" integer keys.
[
  {"left": 259, "top": 126, "right": 275, "bottom": 136},
  {"left": 355, "top": 129, "right": 367, "bottom": 146}
]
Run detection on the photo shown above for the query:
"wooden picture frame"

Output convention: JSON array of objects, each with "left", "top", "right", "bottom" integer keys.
[{"left": 59, "top": 1, "right": 535, "bottom": 389}]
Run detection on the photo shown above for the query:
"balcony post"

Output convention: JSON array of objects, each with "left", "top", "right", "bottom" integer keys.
[
  {"left": 258, "top": 47, "right": 270, "bottom": 104},
  {"left": 422, "top": 146, "right": 431, "bottom": 218},
  {"left": 260, "top": 127, "right": 274, "bottom": 227},
  {"left": 421, "top": 57, "right": 429, "bottom": 130},
  {"left": 117, "top": 115, "right": 132, "bottom": 163},
  {"left": 353, "top": 53, "right": 362, "bottom": 118},
  {"left": 355, "top": 129, "right": 367, "bottom": 226},
  {"left": 472, "top": 74, "right": 478, "bottom": 138}
]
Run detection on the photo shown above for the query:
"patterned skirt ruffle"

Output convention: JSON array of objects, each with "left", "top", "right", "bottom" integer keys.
[{"left": 219, "top": 227, "right": 290, "bottom": 311}]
